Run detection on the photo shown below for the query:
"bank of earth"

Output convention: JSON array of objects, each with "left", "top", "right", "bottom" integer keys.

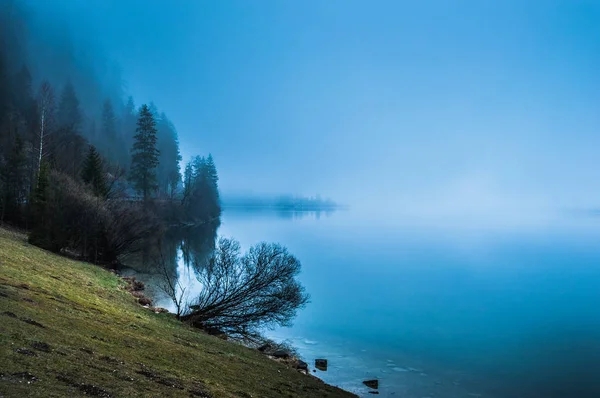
[{"left": 0, "top": 228, "right": 355, "bottom": 398}]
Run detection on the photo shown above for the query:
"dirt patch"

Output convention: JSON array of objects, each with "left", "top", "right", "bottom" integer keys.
[
  {"left": 18, "top": 283, "right": 30, "bottom": 290},
  {"left": 11, "top": 372, "right": 39, "bottom": 382},
  {"left": 136, "top": 368, "right": 184, "bottom": 389},
  {"left": 21, "top": 318, "right": 45, "bottom": 328},
  {"left": 15, "top": 348, "right": 37, "bottom": 357},
  {"left": 189, "top": 383, "right": 213, "bottom": 397},
  {"left": 56, "top": 375, "right": 113, "bottom": 397},
  {"left": 31, "top": 341, "right": 51, "bottom": 352},
  {"left": 99, "top": 356, "right": 124, "bottom": 365}
]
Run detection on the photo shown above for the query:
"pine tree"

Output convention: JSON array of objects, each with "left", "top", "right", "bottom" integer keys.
[
  {"left": 130, "top": 104, "right": 160, "bottom": 201},
  {"left": 32, "top": 161, "right": 49, "bottom": 218},
  {"left": 181, "top": 155, "right": 221, "bottom": 221},
  {"left": 156, "top": 112, "right": 182, "bottom": 197},
  {"left": 54, "top": 81, "right": 86, "bottom": 177},
  {"left": 205, "top": 154, "right": 219, "bottom": 193},
  {"left": 81, "top": 145, "right": 107, "bottom": 197},
  {"left": 1, "top": 134, "right": 27, "bottom": 222},
  {"left": 57, "top": 81, "right": 82, "bottom": 131},
  {"left": 101, "top": 98, "right": 120, "bottom": 162},
  {"left": 12, "top": 66, "right": 35, "bottom": 125},
  {"left": 121, "top": 96, "right": 137, "bottom": 168},
  {"left": 29, "top": 160, "right": 50, "bottom": 244}
]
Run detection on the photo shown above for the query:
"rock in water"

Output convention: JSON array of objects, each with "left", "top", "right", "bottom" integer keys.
[
  {"left": 315, "top": 358, "right": 328, "bottom": 371},
  {"left": 363, "top": 379, "right": 379, "bottom": 389}
]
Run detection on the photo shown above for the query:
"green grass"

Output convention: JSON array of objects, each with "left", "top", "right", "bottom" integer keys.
[{"left": 0, "top": 228, "right": 354, "bottom": 398}]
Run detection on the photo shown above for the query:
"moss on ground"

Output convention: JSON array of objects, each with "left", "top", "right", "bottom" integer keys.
[{"left": 0, "top": 228, "right": 354, "bottom": 398}]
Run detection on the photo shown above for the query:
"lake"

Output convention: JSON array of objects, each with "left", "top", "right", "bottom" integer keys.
[{"left": 123, "top": 208, "right": 600, "bottom": 397}]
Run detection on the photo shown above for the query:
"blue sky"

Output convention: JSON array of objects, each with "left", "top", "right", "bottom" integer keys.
[{"left": 27, "top": 0, "right": 600, "bottom": 215}]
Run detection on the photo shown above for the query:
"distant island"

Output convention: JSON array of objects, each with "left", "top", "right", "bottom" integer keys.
[{"left": 221, "top": 193, "right": 345, "bottom": 212}]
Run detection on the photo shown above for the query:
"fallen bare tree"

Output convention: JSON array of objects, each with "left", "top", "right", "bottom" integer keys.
[{"left": 181, "top": 237, "right": 309, "bottom": 338}]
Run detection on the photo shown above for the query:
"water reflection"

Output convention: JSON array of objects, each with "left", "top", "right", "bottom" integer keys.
[
  {"left": 120, "top": 220, "right": 220, "bottom": 305},
  {"left": 222, "top": 206, "right": 338, "bottom": 221}
]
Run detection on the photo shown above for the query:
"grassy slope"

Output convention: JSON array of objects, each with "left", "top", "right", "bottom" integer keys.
[{"left": 0, "top": 228, "right": 355, "bottom": 398}]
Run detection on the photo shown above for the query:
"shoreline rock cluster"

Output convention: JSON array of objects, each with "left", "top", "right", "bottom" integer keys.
[{"left": 122, "top": 276, "right": 168, "bottom": 314}]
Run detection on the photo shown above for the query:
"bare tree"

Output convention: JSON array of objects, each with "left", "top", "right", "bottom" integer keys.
[
  {"left": 35, "top": 81, "right": 55, "bottom": 180},
  {"left": 182, "top": 237, "right": 309, "bottom": 338},
  {"left": 157, "top": 249, "right": 189, "bottom": 319},
  {"left": 105, "top": 163, "right": 127, "bottom": 199}
]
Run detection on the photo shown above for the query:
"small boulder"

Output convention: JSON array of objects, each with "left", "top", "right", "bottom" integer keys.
[
  {"left": 205, "top": 327, "right": 225, "bottom": 336},
  {"left": 315, "top": 358, "right": 328, "bottom": 371},
  {"left": 138, "top": 297, "right": 152, "bottom": 306},
  {"left": 272, "top": 350, "right": 290, "bottom": 359},
  {"left": 296, "top": 360, "right": 308, "bottom": 371},
  {"left": 257, "top": 344, "right": 271, "bottom": 353},
  {"left": 363, "top": 379, "right": 379, "bottom": 389},
  {"left": 153, "top": 307, "right": 169, "bottom": 314}
]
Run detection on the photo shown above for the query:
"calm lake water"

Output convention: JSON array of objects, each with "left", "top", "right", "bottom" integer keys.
[{"left": 124, "top": 208, "right": 600, "bottom": 398}]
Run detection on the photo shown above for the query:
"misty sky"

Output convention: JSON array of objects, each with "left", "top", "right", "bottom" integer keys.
[{"left": 25, "top": 0, "right": 600, "bottom": 215}]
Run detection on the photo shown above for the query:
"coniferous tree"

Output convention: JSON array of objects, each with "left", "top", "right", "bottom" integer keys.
[
  {"left": 1, "top": 134, "right": 27, "bottom": 222},
  {"left": 130, "top": 104, "right": 160, "bottom": 201},
  {"left": 54, "top": 81, "right": 86, "bottom": 177},
  {"left": 81, "top": 145, "right": 107, "bottom": 197},
  {"left": 101, "top": 98, "right": 122, "bottom": 163},
  {"left": 156, "top": 112, "right": 181, "bottom": 197},
  {"left": 30, "top": 160, "right": 49, "bottom": 227},
  {"left": 205, "top": 154, "right": 219, "bottom": 194},
  {"left": 121, "top": 96, "right": 137, "bottom": 168},
  {"left": 12, "top": 66, "right": 35, "bottom": 126},
  {"left": 181, "top": 154, "right": 221, "bottom": 221},
  {"left": 57, "top": 81, "right": 82, "bottom": 131}
]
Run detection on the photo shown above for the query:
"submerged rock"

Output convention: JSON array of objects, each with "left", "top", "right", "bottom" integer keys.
[{"left": 363, "top": 379, "right": 379, "bottom": 389}]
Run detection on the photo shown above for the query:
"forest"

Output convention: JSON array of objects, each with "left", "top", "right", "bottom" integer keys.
[
  {"left": 0, "top": 0, "right": 221, "bottom": 263},
  {"left": 0, "top": 0, "right": 309, "bottom": 342}
]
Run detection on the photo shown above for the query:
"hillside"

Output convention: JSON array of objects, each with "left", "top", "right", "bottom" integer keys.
[{"left": 0, "top": 228, "right": 354, "bottom": 398}]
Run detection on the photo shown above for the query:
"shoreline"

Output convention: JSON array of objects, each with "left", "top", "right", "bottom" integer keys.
[{"left": 0, "top": 227, "right": 356, "bottom": 397}]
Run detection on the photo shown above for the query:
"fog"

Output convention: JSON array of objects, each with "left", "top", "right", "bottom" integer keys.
[
  {"left": 14, "top": 0, "right": 599, "bottom": 223},
  {"left": 3, "top": 2, "right": 600, "bottom": 397}
]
